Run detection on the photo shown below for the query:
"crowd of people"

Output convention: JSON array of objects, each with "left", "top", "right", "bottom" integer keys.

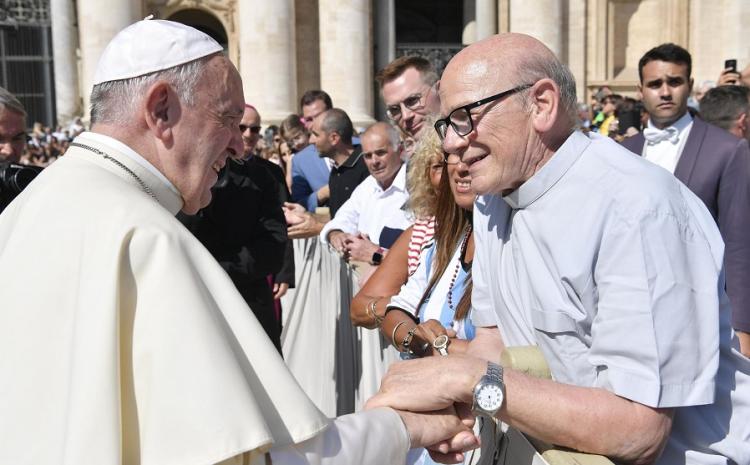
[{"left": 1, "top": 16, "right": 749, "bottom": 465}]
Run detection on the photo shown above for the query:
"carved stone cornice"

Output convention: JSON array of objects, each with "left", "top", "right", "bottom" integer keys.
[{"left": 147, "top": 0, "right": 235, "bottom": 33}]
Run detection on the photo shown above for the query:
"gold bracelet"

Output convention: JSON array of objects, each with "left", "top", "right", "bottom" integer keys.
[
  {"left": 369, "top": 298, "right": 384, "bottom": 326},
  {"left": 391, "top": 320, "right": 407, "bottom": 350}
]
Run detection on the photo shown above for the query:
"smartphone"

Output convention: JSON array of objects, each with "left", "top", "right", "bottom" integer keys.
[{"left": 725, "top": 59, "right": 737, "bottom": 73}]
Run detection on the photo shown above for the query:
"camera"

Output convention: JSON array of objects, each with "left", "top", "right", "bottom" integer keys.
[
  {"left": 725, "top": 59, "right": 737, "bottom": 73},
  {"left": 0, "top": 162, "right": 42, "bottom": 205}
]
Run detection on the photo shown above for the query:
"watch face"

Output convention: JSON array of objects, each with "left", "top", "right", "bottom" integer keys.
[{"left": 477, "top": 384, "right": 504, "bottom": 411}]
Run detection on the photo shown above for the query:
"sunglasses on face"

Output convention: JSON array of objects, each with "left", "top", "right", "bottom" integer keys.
[{"left": 240, "top": 125, "right": 262, "bottom": 134}]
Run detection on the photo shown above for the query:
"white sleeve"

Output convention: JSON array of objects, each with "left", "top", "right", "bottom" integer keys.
[
  {"left": 386, "top": 245, "right": 432, "bottom": 318},
  {"left": 319, "top": 186, "right": 365, "bottom": 244},
  {"left": 269, "top": 408, "right": 409, "bottom": 465},
  {"left": 469, "top": 195, "right": 500, "bottom": 327}
]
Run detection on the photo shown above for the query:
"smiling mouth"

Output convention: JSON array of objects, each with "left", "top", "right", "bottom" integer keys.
[
  {"left": 455, "top": 179, "right": 472, "bottom": 191},
  {"left": 465, "top": 154, "right": 488, "bottom": 167}
]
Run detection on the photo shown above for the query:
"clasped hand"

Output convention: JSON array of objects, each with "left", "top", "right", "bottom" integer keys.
[{"left": 366, "top": 354, "right": 489, "bottom": 463}]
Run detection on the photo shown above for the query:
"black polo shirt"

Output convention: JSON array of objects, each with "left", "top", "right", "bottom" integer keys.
[{"left": 328, "top": 145, "right": 369, "bottom": 218}]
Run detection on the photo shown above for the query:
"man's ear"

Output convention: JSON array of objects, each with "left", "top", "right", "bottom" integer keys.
[
  {"left": 329, "top": 131, "right": 341, "bottom": 147},
  {"left": 735, "top": 112, "right": 747, "bottom": 136},
  {"left": 144, "top": 81, "right": 177, "bottom": 142},
  {"left": 530, "top": 78, "right": 559, "bottom": 133}
]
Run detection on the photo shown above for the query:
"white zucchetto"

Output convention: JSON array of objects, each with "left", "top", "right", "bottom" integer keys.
[{"left": 92, "top": 17, "right": 223, "bottom": 86}]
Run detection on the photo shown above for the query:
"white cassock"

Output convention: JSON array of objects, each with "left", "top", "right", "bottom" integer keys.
[{"left": 0, "top": 132, "right": 409, "bottom": 465}]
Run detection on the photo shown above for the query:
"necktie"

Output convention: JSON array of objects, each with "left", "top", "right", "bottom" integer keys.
[{"left": 643, "top": 126, "right": 679, "bottom": 145}]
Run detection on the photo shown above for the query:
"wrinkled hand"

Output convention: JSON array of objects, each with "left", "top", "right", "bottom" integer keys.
[
  {"left": 366, "top": 355, "right": 486, "bottom": 413},
  {"left": 718, "top": 67, "right": 742, "bottom": 86},
  {"left": 344, "top": 233, "right": 379, "bottom": 263},
  {"left": 283, "top": 202, "right": 306, "bottom": 226},
  {"left": 284, "top": 202, "right": 325, "bottom": 239},
  {"left": 273, "top": 282, "right": 289, "bottom": 299},
  {"left": 396, "top": 405, "right": 478, "bottom": 464},
  {"left": 328, "top": 230, "right": 349, "bottom": 254},
  {"left": 414, "top": 320, "right": 457, "bottom": 357}
]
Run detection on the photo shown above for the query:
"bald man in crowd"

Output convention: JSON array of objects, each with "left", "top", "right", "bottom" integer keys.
[
  {"left": 369, "top": 33, "right": 750, "bottom": 465},
  {"left": 320, "top": 122, "right": 412, "bottom": 265}
]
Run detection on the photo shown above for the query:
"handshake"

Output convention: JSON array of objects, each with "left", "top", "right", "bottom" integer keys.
[{"left": 366, "top": 354, "right": 494, "bottom": 463}]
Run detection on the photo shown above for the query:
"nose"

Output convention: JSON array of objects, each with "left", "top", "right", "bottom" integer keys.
[
  {"left": 659, "top": 83, "right": 672, "bottom": 99},
  {"left": 400, "top": 104, "right": 416, "bottom": 122},
  {"left": 0, "top": 141, "right": 13, "bottom": 157},
  {"left": 441, "top": 125, "right": 468, "bottom": 159},
  {"left": 229, "top": 126, "right": 244, "bottom": 159}
]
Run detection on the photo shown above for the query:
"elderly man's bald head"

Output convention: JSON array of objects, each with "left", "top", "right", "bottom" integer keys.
[
  {"left": 436, "top": 33, "right": 578, "bottom": 196},
  {"left": 441, "top": 33, "right": 577, "bottom": 125}
]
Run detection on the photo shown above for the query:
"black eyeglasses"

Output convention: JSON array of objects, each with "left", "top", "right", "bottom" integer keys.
[
  {"left": 240, "top": 125, "right": 261, "bottom": 134},
  {"left": 434, "top": 84, "right": 532, "bottom": 140}
]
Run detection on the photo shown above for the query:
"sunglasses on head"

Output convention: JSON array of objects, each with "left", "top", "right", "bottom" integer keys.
[{"left": 240, "top": 125, "right": 262, "bottom": 134}]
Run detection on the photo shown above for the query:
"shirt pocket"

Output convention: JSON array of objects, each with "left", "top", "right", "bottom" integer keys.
[{"left": 530, "top": 306, "right": 581, "bottom": 335}]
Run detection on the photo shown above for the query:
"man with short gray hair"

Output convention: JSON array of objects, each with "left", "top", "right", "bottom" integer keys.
[
  {"left": 0, "top": 86, "right": 32, "bottom": 212},
  {"left": 0, "top": 86, "right": 26, "bottom": 164},
  {"left": 0, "top": 18, "right": 474, "bottom": 465},
  {"left": 320, "top": 121, "right": 411, "bottom": 265},
  {"left": 700, "top": 85, "right": 750, "bottom": 142}
]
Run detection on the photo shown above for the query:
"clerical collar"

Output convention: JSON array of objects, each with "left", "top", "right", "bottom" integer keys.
[
  {"left": 81, "top": 131, "right": 180, "bottom": 196},
  {"left": 504, "top": 131, "right": 590, "bottom": 209},
  {"left": 646, "top": 111, "right": 693, "bottom": 136}
]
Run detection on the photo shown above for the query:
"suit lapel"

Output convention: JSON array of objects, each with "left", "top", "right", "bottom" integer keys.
[
  {"left": 623, "top": 133, "right": 646, "bottom": 155},
  {"left": 674, "top": 117, "right": 706, "bottom": 184}
]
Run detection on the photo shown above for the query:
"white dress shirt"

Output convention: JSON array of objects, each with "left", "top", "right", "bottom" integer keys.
[
  {"left": 642, "top": 111, "right": 693, "bottom": 173},
  {"left": 472, "top": 131, "right": 750, "bottom": 464},
  {"left": 320, "top": 163, "right": 413, "bottom": 246}
]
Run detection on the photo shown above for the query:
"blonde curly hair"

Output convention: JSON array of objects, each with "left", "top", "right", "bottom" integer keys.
[{"left": 407, "top": 122, "right": 442, "bottom": 219}]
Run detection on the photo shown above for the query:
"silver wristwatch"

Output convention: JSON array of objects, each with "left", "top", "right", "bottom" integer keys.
[{"left": 471, "top": 361, "right": 505, "bottom": 417}]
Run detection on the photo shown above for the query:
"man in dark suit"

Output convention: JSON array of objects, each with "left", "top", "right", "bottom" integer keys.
[
  {"left": 621, "top": 43, "right": 750, "bottom": 356},
  {"left": 180, "top": 105, "right": 292, "bottom": 353}
]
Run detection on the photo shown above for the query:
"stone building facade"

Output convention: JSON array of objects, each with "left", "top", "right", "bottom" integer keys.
[{"left": 4, "top": 0, "right": 748, "bottom": 127}]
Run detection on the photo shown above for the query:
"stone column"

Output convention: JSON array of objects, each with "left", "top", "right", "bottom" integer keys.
[
  {"left": 77, "top": 0, "right": 140, "bottom": 120},
  {"left": 319, "top": 0, "right": 374, "bottom": 128},
  {"left": 475, "top": 0, "right": 498, "bottom": 41},
  {"left": 373, "top": 0, "right": 395, "bottom": 120},
  {"left": 238, "top": 0, "right": 297, "bottom": 124},
  {"left": 509, "top": 0, "right": 563, "bottom": 58},
  {"left": 690, "top": 0, "right": 750, "bottom": 86},
  {"left": 51, "top": 0, "right": 80, "bottom": 125}
]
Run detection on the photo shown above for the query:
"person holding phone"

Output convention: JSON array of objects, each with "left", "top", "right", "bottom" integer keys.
[{"left": 622, "top": 43, "right": 750, "bottom": 357}]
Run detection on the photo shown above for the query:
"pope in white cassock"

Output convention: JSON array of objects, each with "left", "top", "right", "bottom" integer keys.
[{"left": 0, "top": 19, "right": 477, "bottom": 465}]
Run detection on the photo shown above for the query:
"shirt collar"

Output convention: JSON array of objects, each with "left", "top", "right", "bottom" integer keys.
[
  {"left": 74, "top": 132, "right": 184, "bottom": 215},
  {"left": 646, "top": 111, "right": 693, "bottom": 135},
  {"left": 504, "top": 130, "right": 590, "bottom": 209},
  {"left": 376, "top": 162, "right": 407, "bottom": 193},
  {"left": 342, "top": 145, "right": 363, "bottom": 168}
]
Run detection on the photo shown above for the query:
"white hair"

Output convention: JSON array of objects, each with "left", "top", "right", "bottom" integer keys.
[
  {"left": 89, "top": 55, "right": 214, "bottom": 125},
  {"left": 0, "top": 86, "right": 26, "bottom": 119}
]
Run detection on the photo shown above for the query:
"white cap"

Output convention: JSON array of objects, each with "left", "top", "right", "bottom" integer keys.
[{"left": 92, "top": 17, "right": 223, "bottom": 86}]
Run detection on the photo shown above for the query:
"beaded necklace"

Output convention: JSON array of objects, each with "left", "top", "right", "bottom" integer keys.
[{"left": 446, "top": 225, "right": 472, "bottom": 311}]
